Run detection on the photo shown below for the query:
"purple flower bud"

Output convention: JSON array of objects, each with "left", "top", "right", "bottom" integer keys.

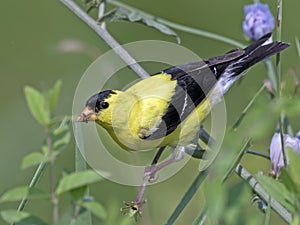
[
  {"left": 243, "top": 3, "right": 275, "bottom": 41},
  {"left": 270, "top": 132, "right": 285, "bottom": 175},
  {"left": 270, "top": 131, "right": 300, "bottom": 176},
  {"left": 285, "top": 133, "right": 300, "bottom": 155}
]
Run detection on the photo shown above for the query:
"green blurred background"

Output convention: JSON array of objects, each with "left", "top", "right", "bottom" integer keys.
[{"left": 1, "top": 0, "right": 299, "bottom": 224}]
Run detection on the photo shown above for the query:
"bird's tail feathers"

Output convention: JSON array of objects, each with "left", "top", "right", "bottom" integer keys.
[
  {"left": 241, "top": 41, "right": 290, "bottom": 69},
  {"left": 233, "top": 34, "right": 290, "bottom": 73},
  {"left": 243, "top": 32, "right": 273, "bottom": 54}
]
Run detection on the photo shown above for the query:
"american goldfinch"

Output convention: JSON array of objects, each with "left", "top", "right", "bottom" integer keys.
[{"left": 77, "top": 33, "right": 289, "bottom": 152}]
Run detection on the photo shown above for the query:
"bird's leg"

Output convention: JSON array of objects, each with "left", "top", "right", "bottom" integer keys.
[
  {"left": 135, "top": 147, "right": 166, "bottom": 203},
  {"left": 122, "top": 147, "right": 166, "bottom": 218},
  {"left": 123, "top": 147, "right": 185, "bottom": 217},
  {"left": 144, "top": 146, "right": 185, "bottom": 183}
]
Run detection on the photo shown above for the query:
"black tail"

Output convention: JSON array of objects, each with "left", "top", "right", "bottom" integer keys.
[{"left": 234, "top": 33, "right": 290, "bottom": 73}]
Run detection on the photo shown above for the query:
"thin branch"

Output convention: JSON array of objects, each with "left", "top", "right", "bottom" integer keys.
[
  {"left": 60, "top": 0, "right": 149, "bottom": 79},
  {"left": 246, "top": 149, "right": 270, "bottom": 160},
  {"left": 235, "top": 164, "right": 292, "bottom": 224},
  {"left": 16, "top": 162, "right": 47, "bottom": 212},
  {"left": 264, "top": 59, "right": 278, "bottom": 93},
  {"left": 232, "top": 84, "right": 265, "bottom": 130},
  {"left": 106, "top": 0, "right": 245, "bottom": 48}
]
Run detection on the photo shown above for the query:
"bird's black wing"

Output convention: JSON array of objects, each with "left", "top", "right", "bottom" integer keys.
[
  {"left": 142, "top": 49, "right": 245, "bottom": 140},
  {"left": 143, "top": 32, "right": 290, "bottom": 140}
]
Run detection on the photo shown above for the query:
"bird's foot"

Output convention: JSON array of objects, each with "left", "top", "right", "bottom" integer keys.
[
  {"left": 144, "top": 148, "right": 185, "bottom": 183},
  {"left": 121, "top": 200, "right": 146, "bottom": 220}
]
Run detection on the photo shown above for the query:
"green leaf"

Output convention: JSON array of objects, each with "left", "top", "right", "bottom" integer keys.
[
  {"left": 0, "top": 210, "right": 29, "bottom": 224},
  {"left": 285, "top": 148, "right": 300, "bottom": 190},
  {"left": 70, "top": 186, "right": 88, "bottom": 203},
  {"left": 52, "top": 125, "right": 71, "bottom": 153},
  {"left": 100, "top": 8, "right": 180, "bottom": 43},
  {"left": 59, "top": 205, "right": 95, "bottom": 225},
  {"left": 24, "top": 86, "right": 50, "bottom": 126},
  {"left": 0, "top": 186, "right": 28, "bottom": 203},
  {"left": 47, "top": 80, "right": 62, "bottom": 112},
  {"left": 255, "top": 174, "right": 296, "bottom": 213},
  {"left": 205, "top": 180, "right": 227, "bottom": 221},
  {"left": 99, "top": 8, "right": 129, "bottom": 22},
  {"left": 14, "top": 215, "right": 49, "bottom": 225},
  {"left": 83, "top": 201, "right": 107, "bottom": 220},
  {"left": 56, "top": 170, "right": 103, "bottom": 195},
  {"left": 281, "top": 169, "right": 299, "bottom": 194},
  {"left": 0, "top": 210, "right": 47, "bottom": 225},
  {"left": 144, "top": 18, "right": 180, "bottom": 43},
  {"left": 0, "top": 186, "right": 49, "bottom": 203},
  {"left": 127, "top": 11, "right": 142, "bottom": 22},
  {"left": 42, "top": 124, "right": 71, "bottom": 158},
  {"left": 21, "top": 152, "right": 47, "bottom": 169}
]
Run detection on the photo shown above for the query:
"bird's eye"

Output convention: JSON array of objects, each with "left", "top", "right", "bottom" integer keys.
[{"left": 101, "top": 102, "right": 109, "bottom": 109}]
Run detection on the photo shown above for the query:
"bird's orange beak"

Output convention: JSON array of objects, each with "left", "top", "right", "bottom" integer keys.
[{"left": 76, "top": 107, "right": 97, "bottom": 123}]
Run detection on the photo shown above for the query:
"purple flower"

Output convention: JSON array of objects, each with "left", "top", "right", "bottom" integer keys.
[
  {"left": 270, "top": 131, "right": 300, "bottom": 176},
  {"left": 243, "top": 3, "right": 275, "bottom": 41}
]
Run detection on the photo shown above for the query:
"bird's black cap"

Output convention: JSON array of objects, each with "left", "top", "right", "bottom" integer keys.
[{"left": 86, "top": 90, "right": 115, "bottom": 113}]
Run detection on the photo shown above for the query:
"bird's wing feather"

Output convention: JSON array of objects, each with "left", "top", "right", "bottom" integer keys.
[{"left": 141, "top": 50, "right": 245, "bottom": 140}]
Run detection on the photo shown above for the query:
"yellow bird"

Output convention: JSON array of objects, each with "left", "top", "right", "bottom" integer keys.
[{"left": 77, "top": 33, "right": 289, "bottom": 154}]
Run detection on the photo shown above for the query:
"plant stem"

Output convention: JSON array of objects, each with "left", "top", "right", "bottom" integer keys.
[
  {"left": 16, "top": 162, "right": 47, "bottom": 212},
  {"left": 232, "top": 84, "right": 265, "bottom": 130},
  {"left": 246, "top": 149, "right": 270, "bottom": 160},
  {"left": 235, "top": 164, "right": 292, "bottom": 224},
  {"left": 158, "top": 19, "right": 244, "bottom": 48},
  {"left": 46, "top": 129, "right": 59, "bottom": 225},
  {"left": 275, "top": 0, "right": 288, "bottom": 168},
  {"left": 276, "top": 0, "right": 282, "bottom": 94},
  {"left": 106, "top": 0, "right": 245, "bottom": 48},
  {"left": 60, "top": 0, "right": 149, "bottom": 79},
  {"left": 264, "top": 58, "right": 278, "bottom": 94},
  {"left": 264, "top": 195, "right": 271, "bottom": 225}
]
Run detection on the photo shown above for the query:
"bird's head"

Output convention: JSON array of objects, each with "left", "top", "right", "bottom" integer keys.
[{"left": 77, "top": 90, "right": 121, "bottom": 126}]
